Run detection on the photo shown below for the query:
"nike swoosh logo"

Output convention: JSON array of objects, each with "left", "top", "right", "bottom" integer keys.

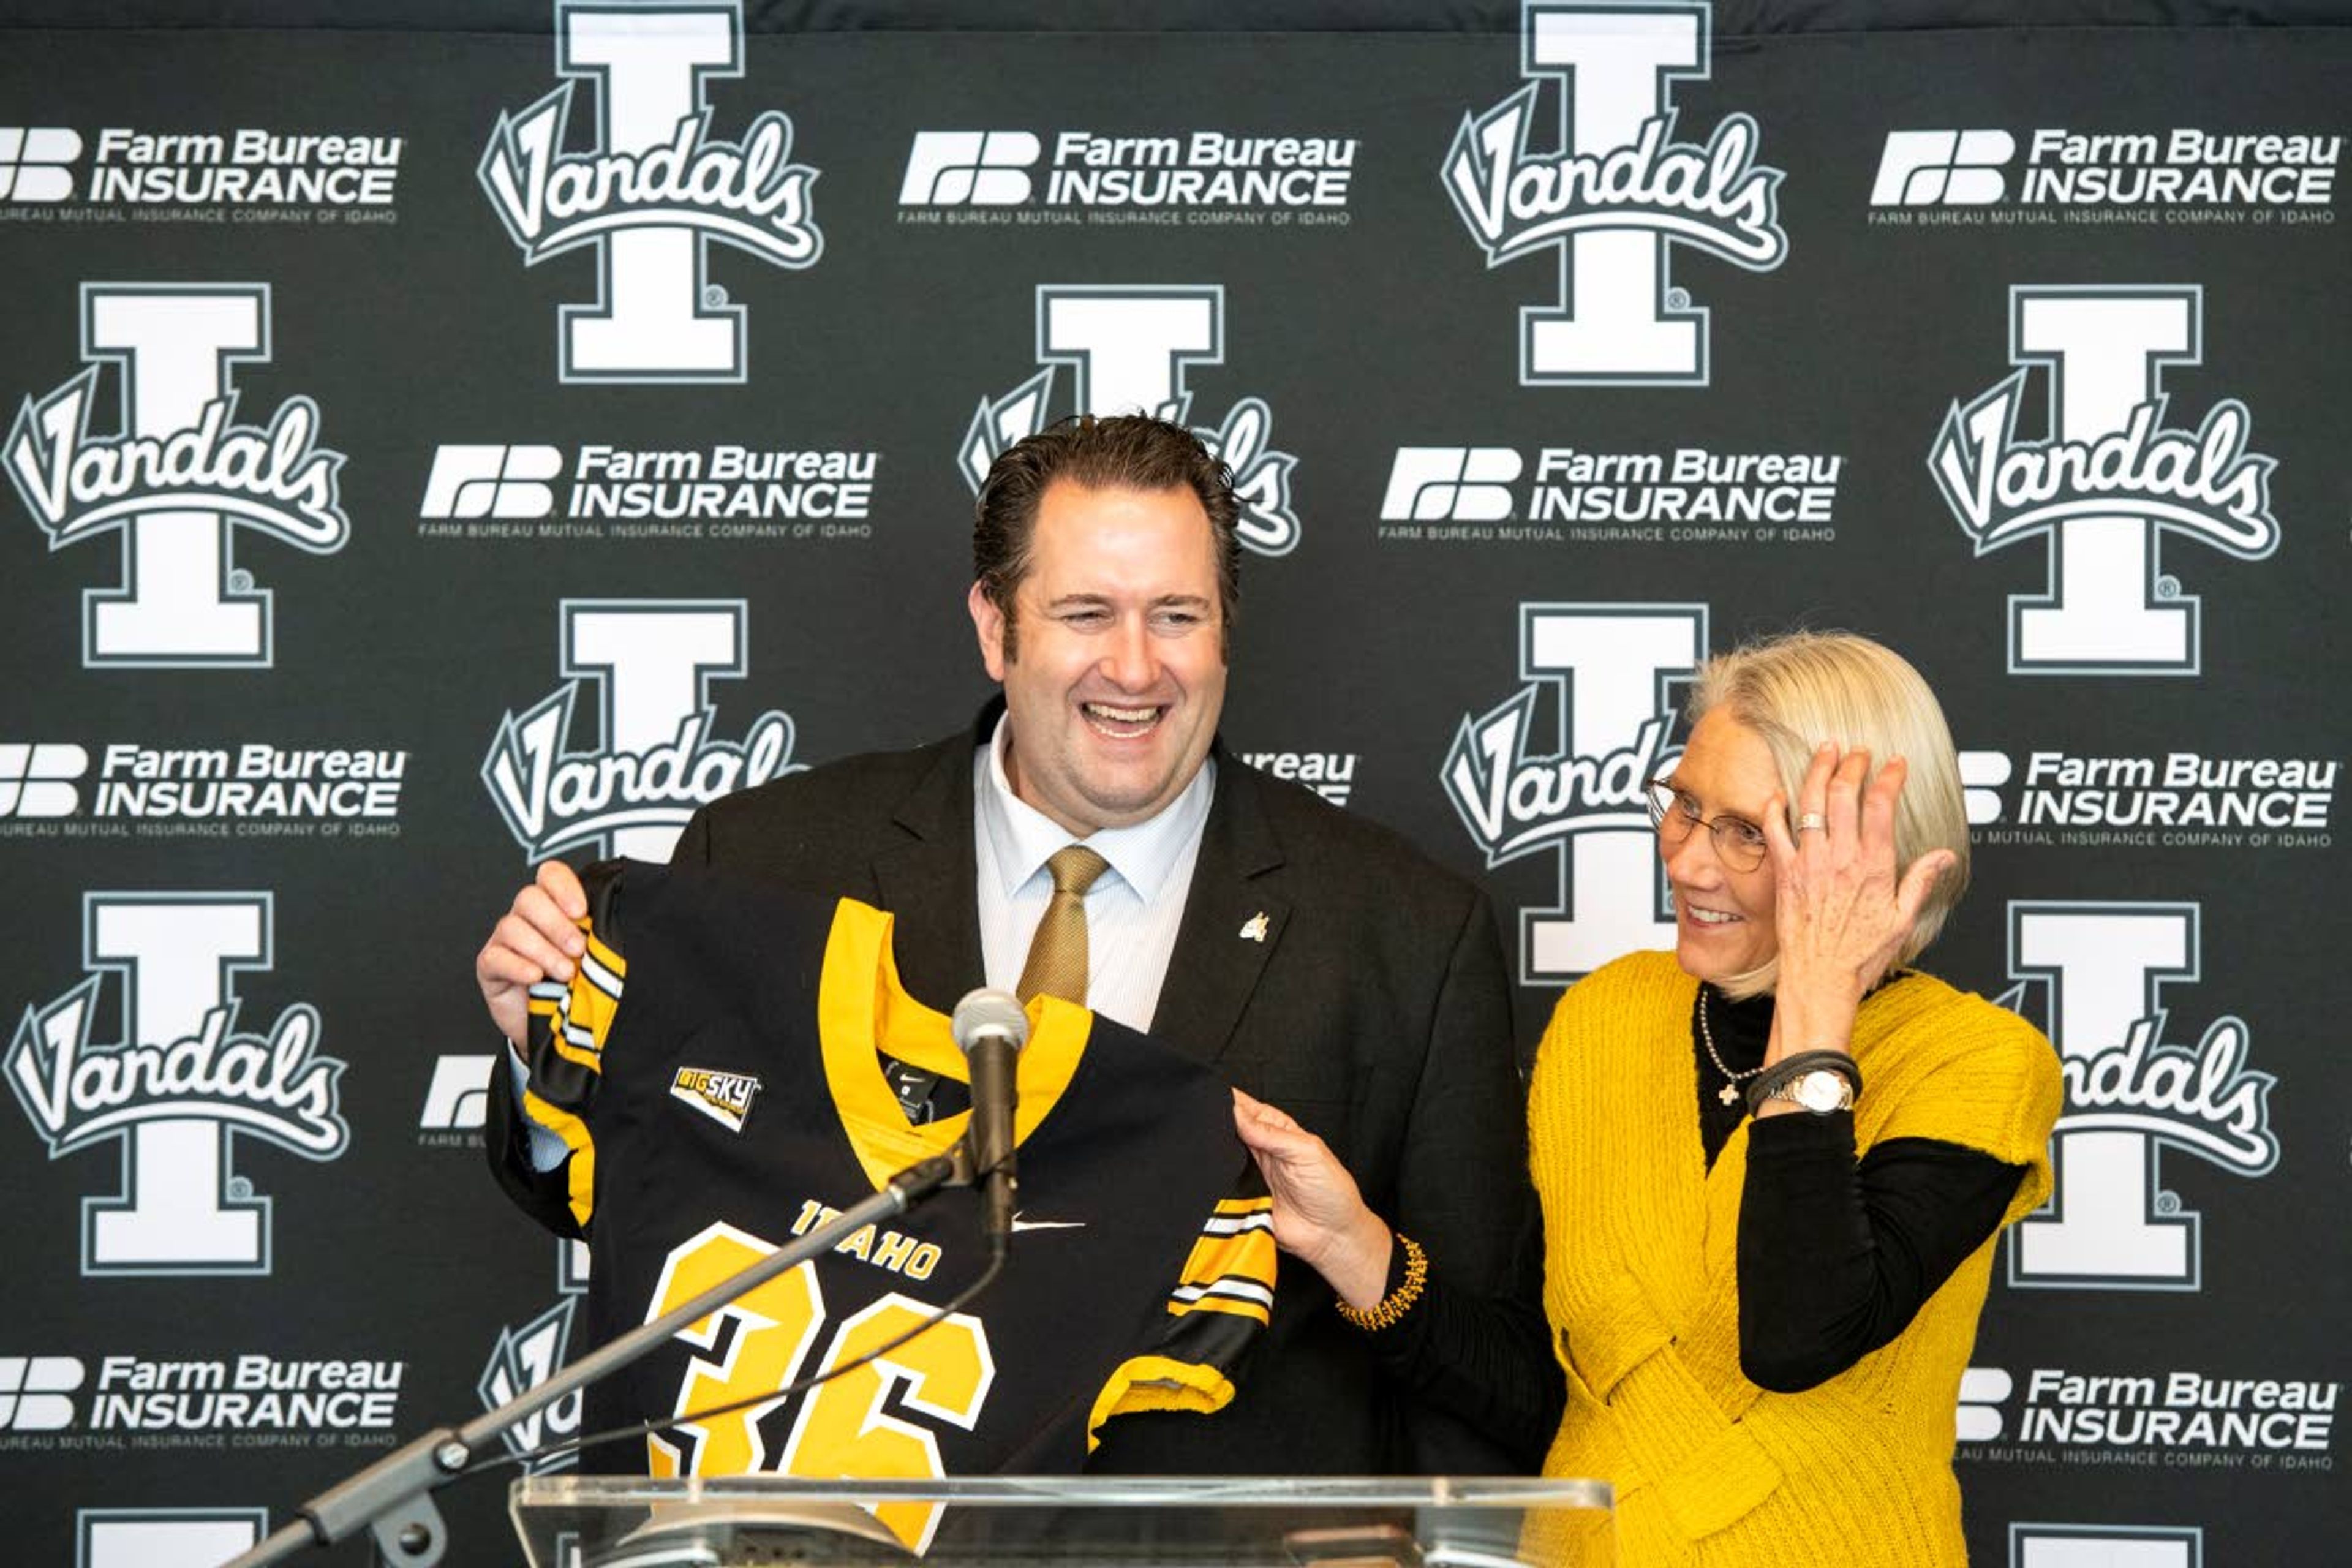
[{"left": 1009, "top": 1216, "right": 1087, "bottom": 1232}]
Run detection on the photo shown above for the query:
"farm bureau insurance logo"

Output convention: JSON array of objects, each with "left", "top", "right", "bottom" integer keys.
[
  {"left": 418, "top": 439, "right": 877, "bottom": 540},
  {"left": 7, "top": 282, "right": 350, "bottom": 668},
  {"left": 484, "top": 600, "right": 801, "bottom": 862},
  {"left": 1, "top": 1355, "right": 85, "bottom": 1431},
  {"left": 0, "top": 127, "right": 82, "bottom": 202},
  {"left": 479, "top": 0, "right": 821, "bottom": 383},
  {"left": 1378, "top": 443, "right": 1841, "bottom": 544},
  {"left": 1961, "top": 745, "right": 2335, "bottom": 851},
  {"left": 4, "top": 1351, "right": 402, "bottom": 1445},
  {"left": 898, "top": 127, "right": 1357, "bottom": 228},
  {"left": 960, "top": 285, "right": 1298, "bottom": 556},
  {"left": 418, "top": 1054, "right": 494, "bottom": 1150},
  {"left": 1999, "top": 902, "right": 2277, "bottom": 1292},
  {"left": 1444, "top": 0, "right": 1787, "bottom": 386},
  {"left": 0, "top": 124, "right": 404, "bottom": 222},
  {"left": 6, "top": 892, "right": 348, "bottom": 1276},
  {"left": 1869, "top": 126, "right": 2339, "bottom": 227},
  {"left": 1445, "top": 603, "right": 1703, "bottom": 985},
  {"left": 0, "top": 740, "right": 407, "bottom": 842},
  {"left": 1929, "top": 285, "right": 2278, "bottom": 676},
  {"left": 1237, "top": 748, "right": 1358, "bottom": 808},
  {"left": 1958, "top": 1362, "right": 2334, "bottom": 1472}
]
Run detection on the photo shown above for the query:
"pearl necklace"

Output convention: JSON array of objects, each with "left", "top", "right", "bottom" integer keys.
[{"left": 1697, "top": 985, "right": 1767, "bottom": 1107}]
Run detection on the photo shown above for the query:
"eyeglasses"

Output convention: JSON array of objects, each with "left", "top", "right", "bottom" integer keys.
[{"left": 1645, "top": 777, "right": 1770, "bottom": 872}]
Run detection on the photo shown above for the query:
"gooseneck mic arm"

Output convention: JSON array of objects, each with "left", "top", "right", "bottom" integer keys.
[
  {"left": 222, "top": 1152, "right": 964, "bottom": 1568},
  {"left": 950, "top": 987, "right": 1030, "bottom": 1259}
]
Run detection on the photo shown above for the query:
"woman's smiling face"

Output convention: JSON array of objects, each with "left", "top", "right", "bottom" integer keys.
[{"left": 1659, "top": 707, "right": 1784, "bottom": 987}]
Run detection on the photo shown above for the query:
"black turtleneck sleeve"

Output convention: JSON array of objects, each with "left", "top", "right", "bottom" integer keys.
[
  {"left": 1691, "top": 983, "right": 2029, "bottom": 1393},
  {"left": 1355, "top": 1197, "right": 1564, "bottom": 1467}
]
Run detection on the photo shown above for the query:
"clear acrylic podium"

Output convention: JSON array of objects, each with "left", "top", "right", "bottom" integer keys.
[{"left": 511, "top": 1475, "right": 1615, "bottom": 1566}]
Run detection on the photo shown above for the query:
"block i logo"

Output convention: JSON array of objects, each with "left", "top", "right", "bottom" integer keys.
[
  {"left": 6, "top": 283, "right": 349, "bottom": 668},
  {"left": 1442, "top": 1, "right": 1788, "bottom": 386}
]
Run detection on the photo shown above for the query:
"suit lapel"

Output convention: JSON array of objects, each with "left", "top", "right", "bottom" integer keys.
[
  {"left": 1152, "top": 757, "right": 1286, "bottom": 1066},
  {"left": 872, "top": 720, "right": 986, "bottom": 1013}
]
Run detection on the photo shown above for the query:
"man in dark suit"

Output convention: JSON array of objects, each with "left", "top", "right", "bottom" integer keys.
[{"left": 478, "top": 415, "right": 1557, "bottom": 1473}]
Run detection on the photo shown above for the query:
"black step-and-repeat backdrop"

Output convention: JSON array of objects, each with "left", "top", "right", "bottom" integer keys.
[{"left": 2, "top": 3, "right": 2345, "bottom": 1564}]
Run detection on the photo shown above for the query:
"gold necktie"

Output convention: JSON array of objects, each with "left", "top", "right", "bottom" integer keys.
[{"left": 1016, "top": 845, "right": 1110, "bottom": 1006}]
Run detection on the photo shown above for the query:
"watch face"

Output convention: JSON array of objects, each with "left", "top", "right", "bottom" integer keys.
[{"left": 1793, "top": 1070, "right": 1849, "bottom": 1113}]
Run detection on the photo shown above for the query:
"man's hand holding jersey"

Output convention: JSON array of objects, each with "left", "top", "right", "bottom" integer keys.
[{"left": 476, "top": 860, "right": 590, "bottom": 1045}]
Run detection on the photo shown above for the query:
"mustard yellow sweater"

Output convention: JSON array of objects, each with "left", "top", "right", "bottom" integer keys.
[{"left": 1527, "top": 951, "right": 2060, "bottom": 1568}]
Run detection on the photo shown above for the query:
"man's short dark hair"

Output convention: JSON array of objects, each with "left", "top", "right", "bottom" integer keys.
[{"left": 973, "top": 414, "right": 1242, "bottom": 658}]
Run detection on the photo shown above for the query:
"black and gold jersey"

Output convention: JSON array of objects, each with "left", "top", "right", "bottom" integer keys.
[{"left": 489, "top": 859, "right": 1273, "bottom": 1550}]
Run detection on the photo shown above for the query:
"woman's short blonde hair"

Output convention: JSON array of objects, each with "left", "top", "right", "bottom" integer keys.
[{"left": 1689, "top": 630, "right": 1970, "bottom": 998}]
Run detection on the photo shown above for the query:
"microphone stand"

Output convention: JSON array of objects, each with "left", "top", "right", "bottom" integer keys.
[{"left": 224, "top": 1151, "right": 967, "bottom": 1568}]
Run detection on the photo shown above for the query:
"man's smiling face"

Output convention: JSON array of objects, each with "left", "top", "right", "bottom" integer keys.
[{"left": 970, "top": 479, "right": 1228, "bottom": 837}]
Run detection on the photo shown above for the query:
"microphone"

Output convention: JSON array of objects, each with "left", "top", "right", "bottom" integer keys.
[{"left": 950, "top": 987, "right": 1029, "bottom": 1256}]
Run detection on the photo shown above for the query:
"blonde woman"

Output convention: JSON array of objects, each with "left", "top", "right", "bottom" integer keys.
[
  {"left": 1526, "top": 631, "right": 2060, "bottom": 1565},
  {"left": 1232, "top": 631, "right": 2057, "bottom": 1559}
]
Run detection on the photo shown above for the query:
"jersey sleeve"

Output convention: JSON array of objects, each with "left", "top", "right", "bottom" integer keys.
[
  {"left": 503, "top": 861, "right": 633, "bottom": 1237},
  {"left": 1084, "top": 1164, "right": 1277, "bottom": 1449}
]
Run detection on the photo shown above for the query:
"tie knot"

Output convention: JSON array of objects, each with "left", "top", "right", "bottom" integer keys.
[{"left": 1046, "top": 844, "right": 1110, "bottom": 897}]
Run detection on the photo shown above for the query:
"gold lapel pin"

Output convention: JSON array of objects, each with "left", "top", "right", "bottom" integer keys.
[{"left": 1238, "top": 911, "right": 1270, "bottom": 943}]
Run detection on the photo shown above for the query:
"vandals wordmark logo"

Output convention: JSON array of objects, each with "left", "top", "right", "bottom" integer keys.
[
  {"left": 1443, "top": 0, "right": 1787, "bottom": 385},
  {"left": 480, "top": 0, "right": 822, "bottom": 383},
  {"left": 7, "top": 283, "right": 349, "bottom": 668},
  {"left": 1929, "top": 285, "right": 2278, "bottom": 675},
  {"left": 483, "top": 600, "right": 800, "bottom": 862},
  {"left": 1445, "top": 604, "right": 1703, "bottom": 984},
  {"left": 7, "top": 892, "right": 348, "bottom": 1275}
]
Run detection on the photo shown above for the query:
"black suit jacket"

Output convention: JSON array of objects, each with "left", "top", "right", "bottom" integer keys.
[{"left": 672, "top": 704, "right": 1553, "bottom": 1473}]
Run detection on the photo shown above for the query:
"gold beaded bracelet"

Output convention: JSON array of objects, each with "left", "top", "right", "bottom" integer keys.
[{"left": 1335, "top": 1232, "right": 1428, "bottom": 1332}]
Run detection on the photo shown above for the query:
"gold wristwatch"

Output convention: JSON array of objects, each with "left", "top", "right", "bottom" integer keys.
[{"left": 1765, "top": 1068, "right": 1855, "bottom": 1114}]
